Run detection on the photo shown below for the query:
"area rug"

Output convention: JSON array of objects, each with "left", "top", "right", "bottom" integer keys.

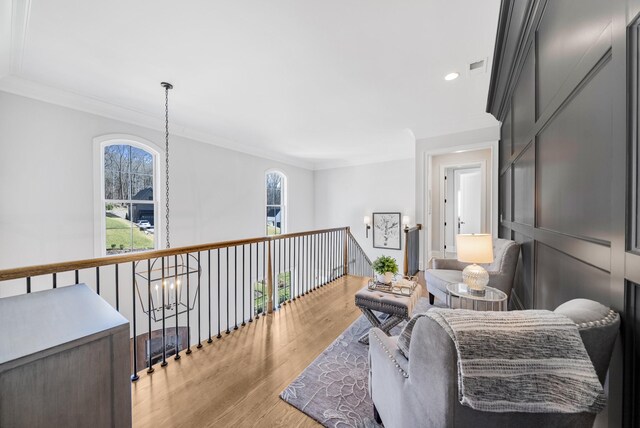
[{"left": 280, "top": 297, "right": 434, "bottom": 428}]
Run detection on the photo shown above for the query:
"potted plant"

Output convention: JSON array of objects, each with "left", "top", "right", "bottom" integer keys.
[{"left": 372, "top": 255, "right": 399, "bottom": 284}]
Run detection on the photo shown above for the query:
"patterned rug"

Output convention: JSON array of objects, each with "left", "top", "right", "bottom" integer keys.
[{"left": 280, "top": 297, "right": 434, "bottom": 428}]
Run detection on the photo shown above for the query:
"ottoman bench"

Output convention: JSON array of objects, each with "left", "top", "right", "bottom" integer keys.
[{"left": 354, "top": 283, "right": 421, "bottom": 344}]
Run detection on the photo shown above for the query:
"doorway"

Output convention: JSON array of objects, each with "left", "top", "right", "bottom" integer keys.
[
  {"left": 444, "top": 166, "right": 483, "bottom": 253},
  {"left": 424, "top": 147, "right": 493, "bottom": 261}
]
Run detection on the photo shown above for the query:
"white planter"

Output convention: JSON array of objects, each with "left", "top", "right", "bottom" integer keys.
[{"left": 376, "top": 272, "right": 395, "bottom": 284}]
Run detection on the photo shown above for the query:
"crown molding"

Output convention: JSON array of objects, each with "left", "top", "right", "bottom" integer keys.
[
  {"left": 0, "top": 74, "right": 316, "bottom": 170},
  {"left": 313, "top": 152, "right": 415, "bottom": 171}
]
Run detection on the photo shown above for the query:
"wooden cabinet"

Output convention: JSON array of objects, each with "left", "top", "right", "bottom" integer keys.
[{"left": 0, "top": 284, "right": 131, "bottom": 427}]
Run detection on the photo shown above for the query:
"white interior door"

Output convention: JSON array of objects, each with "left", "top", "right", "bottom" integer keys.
[
  {"left": 444, "top": 166, "right": 482, "bottom": 252},
  {"left": 455, "top": 168, "right": 482, "bottom": 234}
]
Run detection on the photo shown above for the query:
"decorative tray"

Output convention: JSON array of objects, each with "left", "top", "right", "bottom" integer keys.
[{"left": 367, "top": 275, "right": 418, "bottom": 296}]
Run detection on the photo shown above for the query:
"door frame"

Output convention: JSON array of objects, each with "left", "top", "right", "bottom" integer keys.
[
  {"left": 423, "top": 140, "right": 499, "bottom": 266},
  {"left": 440, "top": 161, "right": 487, "bottom": 255}
]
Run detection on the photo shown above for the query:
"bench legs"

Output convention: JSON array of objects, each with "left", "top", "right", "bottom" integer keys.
[{"left": 358, "top": 307, "right": 405, "bottom": 344}]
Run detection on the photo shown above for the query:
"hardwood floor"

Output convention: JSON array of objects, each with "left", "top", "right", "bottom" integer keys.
[{"left": 131, "top": 275, "right": 369, "bottom": 428}]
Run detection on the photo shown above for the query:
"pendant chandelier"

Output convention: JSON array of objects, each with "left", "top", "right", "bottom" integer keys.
[{"left": 134, "top": 82, "right": 201, "bottom": 322}]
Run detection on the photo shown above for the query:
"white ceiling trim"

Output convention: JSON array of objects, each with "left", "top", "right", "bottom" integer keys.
[
  {"left": 0, "top": 74, "right": 316, "bottom": 169},
  {"left": 313, "top": 152, "right": 416, "bottom": 171}
]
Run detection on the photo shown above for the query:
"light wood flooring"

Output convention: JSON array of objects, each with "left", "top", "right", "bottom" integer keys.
[{"left": 131, "top": 275, "right": 369, "bottom": 428}]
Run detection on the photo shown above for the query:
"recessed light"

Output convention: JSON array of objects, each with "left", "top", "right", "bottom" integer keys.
[{"left": 444, "top": 72, "right": 459, "bottom": 81}]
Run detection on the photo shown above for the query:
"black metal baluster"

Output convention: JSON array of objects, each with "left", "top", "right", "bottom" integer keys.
[
  {"left": 309, "top": 235, "right": 313, "bottom": 291},
  {"left": 75, "top": 270, "right": 79, "bottom": 284},
  {"left": 321, "top": 233, "right": 325, "bottom": 285},
  {"left": 307, "top": 235, "right": 311, "bottom": 294},
  {"left": 226, "top": 247, "right": 230, "bottom": 334},
  {"left": 288, "top": 238, "right": 292, "bottom": 302},
  {"left": 318, "top": 234, "right": 322, "bottom": 286},
  {"left": 303, "top": 236, "right": 307, "bottom": 295},
  {"left": 262, "top": 241, "right": 266, "bottom": 315},
  {"left": 131, "top": 261, "right": 140, "bottom": 380},
  {"left": 115, "top": 264, "right": 120, "bottom": 311},
  {"left": 274, "top": 240, "right": 278, "bottom": 307},
  {"left": 161, "top": 257, "right": 168, "bottom": 367},
  {"left": 293, "top": 237, "right": 297, "bottom": 300},
  {"left": 174, "top": 255, "right": 180, "bottom": 360},
  {"left": 255, "top": 242, "right": 260, "bottom": 320},
  {"left": 96, "top": 267, "right": 100, "bottom": 295},
  {"left": 147, "top": 259, "right": 154, "bottom": 373},
  {"left": 249, "top": 243, "right": 254, "bottom": 322},
  {"left": 278, "top": 239, "right": 287, "bottom": 305},
  {"left": 26, "top": 277, "right": 31, "bottom": 294},
  {"left": 349, "top": 237, "right": 352, "bottom": 275},
  {"left": 217, "top": 249, "right": 221, "bottom": 339},
  {"left": 209, "top": 250, "right": 214, "bottom": 343},
  {"left": 333, "top": 231, "right": 340, "bottom": 279},
  {"left": 52, "top": 272, "right": 57, "bottom": 289},
  {"left": 242, "top": 245, "right": 246, "bottom": 326},
  {"left": 197, "top": 251, "right": 203, "bottom": 349},
  {"left": 186, "top": 254, "right": 191, "bottom": 354},
  {"left": 311, "top": 234, "right": 315, "bottom": 290},
  {"left": 308, "top": 235, "right": 312, "bottom": 293},
  {"left": 324, "top": 232, "right": 327, "bottom": 285},
  {"left": 338, "top": 231, "right": 341, "bottom": 277},
  {"left": 234, "top": 246, "right": 238, "bottom": 330},
  {"left": 280, "top": 238, "right": 284, "bottom": 305},
  {"left": 331, "top": 231, "right": 335, "bottom": 281}
]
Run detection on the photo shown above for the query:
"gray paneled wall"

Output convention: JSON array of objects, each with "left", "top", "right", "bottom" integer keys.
[
  {"left": 487, "top": 0, "right": 640, "bottom": 425},
  {"left": 494, "top": 1, "right": 613, "bottom": 311}
]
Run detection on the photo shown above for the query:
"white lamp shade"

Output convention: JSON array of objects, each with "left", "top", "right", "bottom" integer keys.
[
  {"left": 364, "top": 216, "right": 371, "bottom": 225},
  {"left": 402, "top": 215, "right": 410, "bottom": 226},
  {"left": 456, "top": 234, "right": 493, "bottom": 264}
]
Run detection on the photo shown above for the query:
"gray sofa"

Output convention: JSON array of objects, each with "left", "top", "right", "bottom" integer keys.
[
  {"left": 368, "top": 298, "right": 620, "bottom": 428},
  {"left": 425, "top": 239, "right": 520, "bottom": 305}
]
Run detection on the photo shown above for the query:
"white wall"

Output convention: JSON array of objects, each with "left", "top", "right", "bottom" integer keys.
[
  {"left": 0, "top": 91, "right": 315, "bottom": 270},
  {"left": 314, "top": 159, "right": 415, "bottom": 273}
]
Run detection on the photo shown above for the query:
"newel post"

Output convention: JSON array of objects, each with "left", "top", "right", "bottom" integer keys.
[
  {"left": 267, "top": 239, "right": 274, "bottom": 314},
  {"left": 403, "top": 227, "right": 409, "bottom": 276},
  {"left": 343, "top": 227, "right": 349, "bottom": 276}
]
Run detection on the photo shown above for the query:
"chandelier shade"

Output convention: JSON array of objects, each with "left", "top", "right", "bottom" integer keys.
[{"left": 134, "top": 254, "right": 201, "bottom": 322}]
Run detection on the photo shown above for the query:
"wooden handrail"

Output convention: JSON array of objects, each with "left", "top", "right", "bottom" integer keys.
[{"left": 0, "top": 226, "right": 349, "bottom": 282}]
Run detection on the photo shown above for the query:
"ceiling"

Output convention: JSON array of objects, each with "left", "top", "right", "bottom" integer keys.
[{"left": 0, "top": 0, "right": 500, "bottom": 169}]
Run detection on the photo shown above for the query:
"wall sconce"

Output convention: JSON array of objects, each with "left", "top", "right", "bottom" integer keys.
[
  {"left": 402, "top": 215, "right": 410, "bottom": 229},
  {"left": 364, "top": 216, "right": 371, "bottom": 238}
]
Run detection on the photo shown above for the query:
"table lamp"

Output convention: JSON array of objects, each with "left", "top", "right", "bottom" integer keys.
[{"left": 456, "top": 234, "right": 494, "bottom": 294}]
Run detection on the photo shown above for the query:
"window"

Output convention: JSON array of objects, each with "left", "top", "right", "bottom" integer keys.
[
  {"left": 103, "top": 143, "right": 157, "bottom": 254},
  {"left": 266, "top": 171, "right": 286, "bottom": 235}
]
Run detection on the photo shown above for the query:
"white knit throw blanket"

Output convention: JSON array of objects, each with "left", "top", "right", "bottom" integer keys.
[{"left": 425, "top": 308, "right": 606, "bottom": 414}]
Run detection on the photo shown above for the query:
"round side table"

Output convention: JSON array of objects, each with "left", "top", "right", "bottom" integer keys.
[{"left": 446, "top": 283, "right": 507, "bottom": 311}]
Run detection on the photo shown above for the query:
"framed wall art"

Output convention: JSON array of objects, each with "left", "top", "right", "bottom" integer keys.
[{"left": 372, "top": 212, "right": 401, "bottom": 250}]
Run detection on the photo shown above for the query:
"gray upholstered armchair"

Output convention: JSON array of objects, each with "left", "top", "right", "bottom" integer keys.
[
  {"left": 425, "top": 238, "right": 520, "bottom": 304},
  {"left": 368, "top": 298, "right": 620, "bottom": 428}
]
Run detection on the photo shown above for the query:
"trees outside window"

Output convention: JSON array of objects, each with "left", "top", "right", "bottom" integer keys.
[
  {"left": 103, "top": 144, "right": 157, "bottom": 254},
  {"left": 266, "top": 171, "right": 286, "bottom": 236}
]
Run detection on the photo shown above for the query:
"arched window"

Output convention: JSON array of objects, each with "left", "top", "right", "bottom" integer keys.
[
  {"left": 99, "top": 138, "right": 159, "bottom": 255},
  {"left": 266, "top": 171, "right": 286, "bottom": 235}
]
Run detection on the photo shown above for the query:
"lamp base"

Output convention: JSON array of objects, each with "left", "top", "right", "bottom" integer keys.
[{"left": 462, "top": 263, "right": 489, "bottom": 293}]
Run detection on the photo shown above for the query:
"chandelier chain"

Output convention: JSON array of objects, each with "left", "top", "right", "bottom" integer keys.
[{"left": 164, "top": 84, "right": 171, "bottom": 249}]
